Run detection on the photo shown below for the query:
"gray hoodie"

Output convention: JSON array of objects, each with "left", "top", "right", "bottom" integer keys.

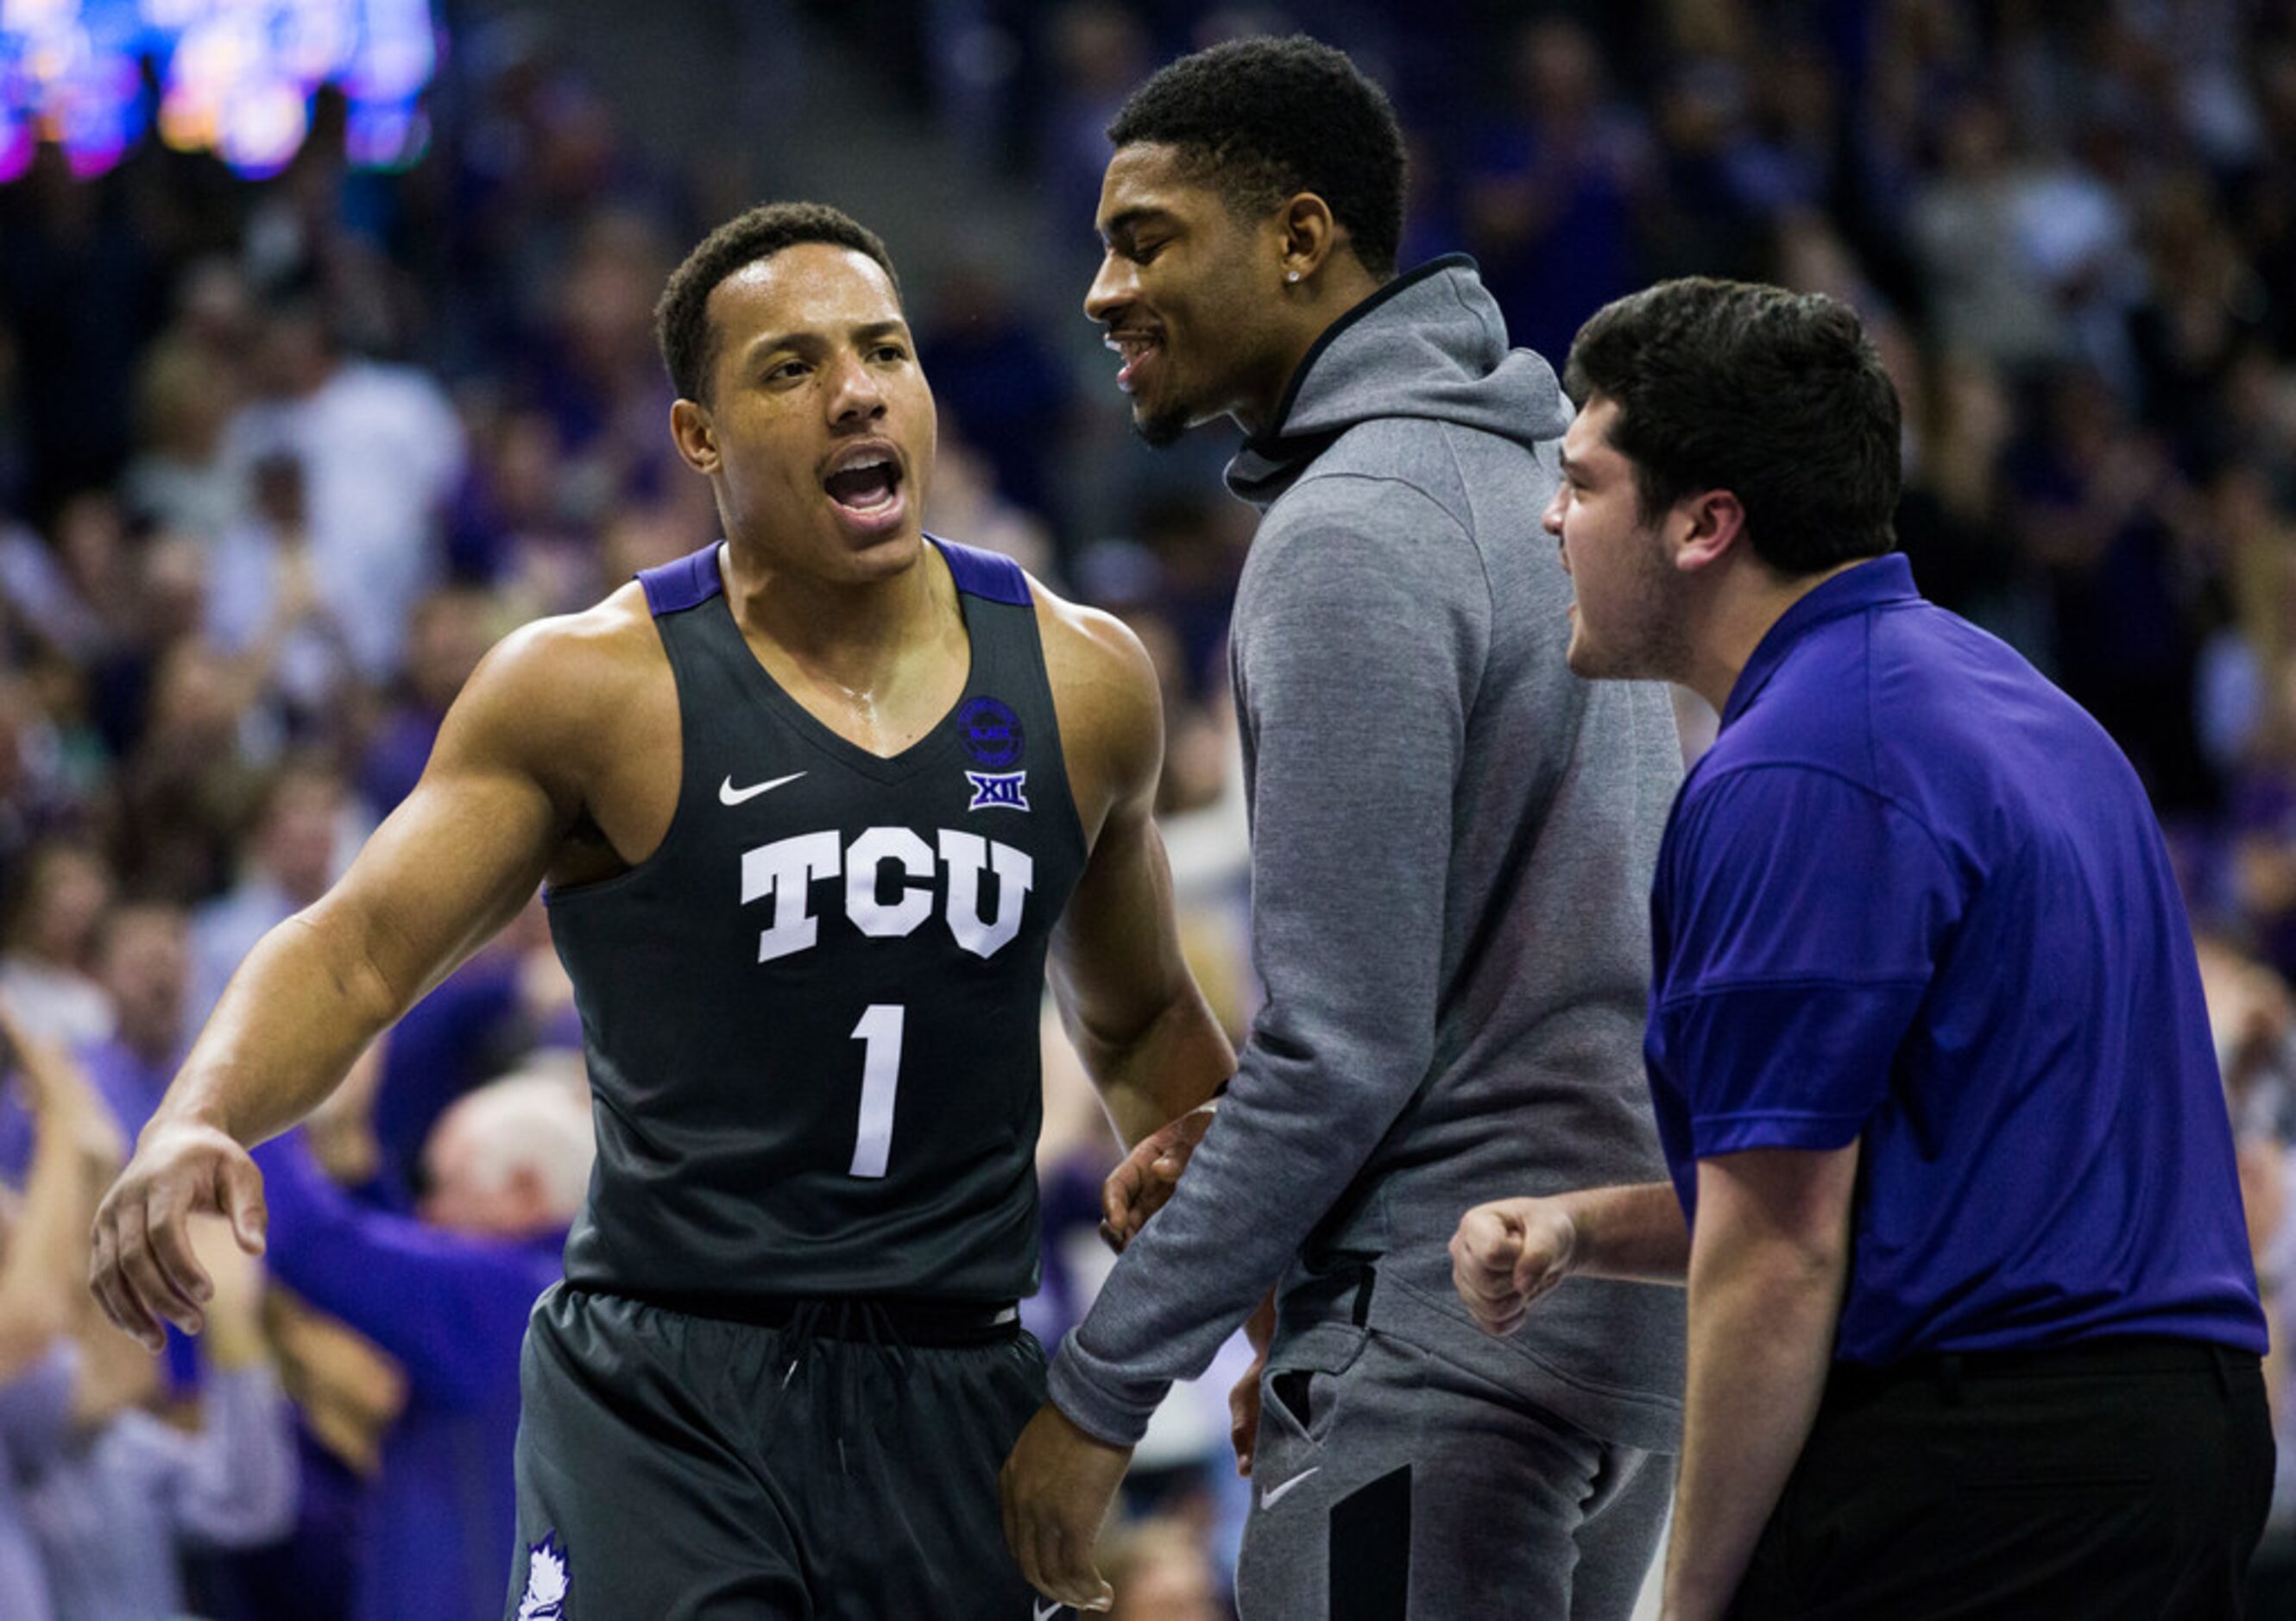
[{"left": 1050, "top": 258, "right": 1686, "bottom": 1454}]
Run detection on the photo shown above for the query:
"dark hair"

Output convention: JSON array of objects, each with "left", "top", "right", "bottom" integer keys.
[
  {"left": 1107, "top": 35, "right": 1405, "bottom": 279},
  {"left": 1562, "top": 278, "right": 1902, "bottom": 575},
  {"left": 654, "top": 202, "right": 900, "bottom": 404}
]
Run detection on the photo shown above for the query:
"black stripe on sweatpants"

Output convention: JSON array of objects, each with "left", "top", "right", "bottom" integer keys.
[{"left": 1330, "top": 1464, "right": 1412, "bottom": 1619}]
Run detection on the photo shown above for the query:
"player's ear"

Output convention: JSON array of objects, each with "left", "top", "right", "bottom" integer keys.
[
  {"left": 1278, "top": 192, "right": 1340, "bottom": 285},
  {"left": 1671, "top": 489, "right": 1746, "bottom": 575},
  {"left": 671, "top": 398, "right": 720, "bottom": 476}
]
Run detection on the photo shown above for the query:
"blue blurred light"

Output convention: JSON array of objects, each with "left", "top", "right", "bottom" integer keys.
[
  {"left": 344, "top": 95, "right": 426, "bottom": 170},
  {"left": 0, "top": 0, "right": 441, "bottom": 179}
]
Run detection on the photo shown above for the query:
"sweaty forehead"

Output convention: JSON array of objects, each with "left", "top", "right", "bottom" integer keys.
[
  {"left": 1097, "top": 142, "right": 1220, "bottom": 230},
  {"left": 707, "top": 243, "right": 903, "bottom": 345}
]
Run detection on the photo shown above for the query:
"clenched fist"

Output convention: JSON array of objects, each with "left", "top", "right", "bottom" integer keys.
[{"left": 1449, "top": 1196, "right": 1580, "bottom": 1337}]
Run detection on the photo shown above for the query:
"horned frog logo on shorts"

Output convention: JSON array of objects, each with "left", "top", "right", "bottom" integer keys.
[{"left": 518, "top": 1532, "right": 569, "bottom": 1619}]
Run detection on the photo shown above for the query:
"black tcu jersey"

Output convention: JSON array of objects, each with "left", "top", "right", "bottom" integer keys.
[{"left": 545, "top": 537, "right": 1088, "bottom": 1309}]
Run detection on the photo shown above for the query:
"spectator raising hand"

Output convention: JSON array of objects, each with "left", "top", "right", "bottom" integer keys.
[{"left": 0, "top": 999, "right": 122, "bottom": 1380}]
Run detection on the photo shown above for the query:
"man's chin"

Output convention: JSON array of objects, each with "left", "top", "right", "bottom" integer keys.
[
  {"left": 1566, "top": 636, "right": 1631, "bottom": 683},
  {"left": 1130, "top": 403, "right": 1192, "bottom": 450}
]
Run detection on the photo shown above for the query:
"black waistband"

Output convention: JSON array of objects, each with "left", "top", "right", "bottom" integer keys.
[
  {"left": 594, "top": 1288, "right": 1022, "bottom": 1347},
  {"left": 1830, "top": 1334, "right": 2257, "bottom": 1400}
]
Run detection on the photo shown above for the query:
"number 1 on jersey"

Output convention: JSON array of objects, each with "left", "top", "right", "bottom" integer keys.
[{"left": 848, "top": 1005, "right": 904, "bottom": 1177}]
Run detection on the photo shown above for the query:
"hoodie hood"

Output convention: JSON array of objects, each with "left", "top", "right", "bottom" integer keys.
[{"left": 1224, "top": 255, "right": 1573, "bottom": 513}]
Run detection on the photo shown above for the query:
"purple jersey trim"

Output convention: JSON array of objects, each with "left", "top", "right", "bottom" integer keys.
[
  {"left": 933, "top": 536, "right": 1031, "bottom": 607},
  {"left": 638, "top": 541, "right": 726, "bottom": 616},
  {"left": 639, "top": 538, "right": 1028, "bottom": 615}
]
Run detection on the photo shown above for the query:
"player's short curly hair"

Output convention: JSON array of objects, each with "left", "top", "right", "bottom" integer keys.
[
  {"left": 1107, "top": 35, "right": 1406, "bottom": 279},
  {"left": 654, "top": 201, "right": 900, "bottom": 404},
  {"left": 1563, "top": 278, "right": 1902, "bottom": 576}
]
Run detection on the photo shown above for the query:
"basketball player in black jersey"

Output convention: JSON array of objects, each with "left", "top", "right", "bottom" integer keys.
[{"left": 89, "top": 201, "right": 1233, "bottom": 1618}]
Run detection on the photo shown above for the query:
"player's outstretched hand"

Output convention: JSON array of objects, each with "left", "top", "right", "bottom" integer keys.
[
  {"left": 88, "top": 1119, "right": 268, "bottom": 1353},
  {"left": 1000, "top": 1401, "right": 1131, "bottom": 1612},
  {"left": 1449, "top": 1195, "right": 1579, "bottom": 1338},
  {"left": 1100, "top": 1101, "right": 1216, "bottom": 1252}
]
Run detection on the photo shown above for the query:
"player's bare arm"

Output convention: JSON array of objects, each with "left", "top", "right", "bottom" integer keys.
[
  {"left": 1036, "top": 586, "right": 1234, "bottom": 1146},
  {"left": 89, "top": 590, "right": 674, "bottom": 1350}
]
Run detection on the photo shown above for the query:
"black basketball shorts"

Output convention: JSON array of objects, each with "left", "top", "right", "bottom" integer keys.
[{"left": 506, "top": 1284, "right": 1052, "bottom": 1619}]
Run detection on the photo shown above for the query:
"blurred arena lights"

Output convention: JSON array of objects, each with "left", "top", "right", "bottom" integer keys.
[{"left": 0, "top": 0, "right": 438, "bottom": 182}]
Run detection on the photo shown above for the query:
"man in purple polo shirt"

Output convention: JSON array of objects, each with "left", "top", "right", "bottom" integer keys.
[{"left": 1451, "top": 276, "right": 2272, "bottom": 1618}]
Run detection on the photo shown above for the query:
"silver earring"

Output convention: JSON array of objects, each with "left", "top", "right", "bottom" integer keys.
[{"left": 1286, "top": 270, "right": 1301, "bottom": 283}]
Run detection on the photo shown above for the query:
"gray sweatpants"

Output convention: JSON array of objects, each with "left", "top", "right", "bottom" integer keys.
[{"left": 1234, "top": 1321, "right": 1670, "bottom": 1620}]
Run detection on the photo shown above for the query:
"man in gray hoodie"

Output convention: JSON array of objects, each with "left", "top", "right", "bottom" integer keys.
[{"left": 1001, "top": 35, "right": 1685, "bottom": 1619}]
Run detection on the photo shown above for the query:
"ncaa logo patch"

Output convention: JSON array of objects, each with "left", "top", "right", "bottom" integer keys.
[
  {"left": 517, "top": 1532, "right": 569, "bottom": 1619},
  {"left": 956, "top": 696, "right": 1025, "bottom": 769},
  {"left": 967, "top": 770, "right": 1030, "bottom": 811}
]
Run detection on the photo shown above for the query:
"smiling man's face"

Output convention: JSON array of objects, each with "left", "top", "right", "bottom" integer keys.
[{"left": 1084, "top": 142, "right": 1298, "bottom": 445}]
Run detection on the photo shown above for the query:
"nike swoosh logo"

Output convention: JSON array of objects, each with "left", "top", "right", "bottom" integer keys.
[
  {"left": 1259, "top": 1466, "right": 1321, "bottom": 1509},
  {"left": 1033, "top": 1602, "right": 1065, "bottom": 1621},
  {"left": 719, "top": 771, "right": 806, "bottom": 805}
]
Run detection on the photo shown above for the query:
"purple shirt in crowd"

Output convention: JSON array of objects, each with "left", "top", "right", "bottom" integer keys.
[{"left": 252, "top": 1131, "right": 565, "bottom": 1621}]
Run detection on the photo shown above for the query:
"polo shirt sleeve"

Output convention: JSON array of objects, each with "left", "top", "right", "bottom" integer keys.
[{"left": 1653, "top": 763, "right": 1963, "bottom": 1158}]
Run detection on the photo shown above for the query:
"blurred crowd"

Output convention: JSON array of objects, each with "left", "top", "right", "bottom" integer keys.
[{"left": 1, "top": 0, "right": 2295, "bottom": 1616}]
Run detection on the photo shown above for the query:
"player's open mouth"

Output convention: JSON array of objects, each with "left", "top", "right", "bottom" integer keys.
[
  {"left": 823, "top": 445, "right": 905, "bottom": 523},
  {"left": 1104, "top": 329, "right": 1162, "bottom": 394}
]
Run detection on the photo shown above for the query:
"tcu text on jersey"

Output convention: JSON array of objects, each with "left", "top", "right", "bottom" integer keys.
[{"left": 742, "top": 827, "right": 1033, "bottom": 962}]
